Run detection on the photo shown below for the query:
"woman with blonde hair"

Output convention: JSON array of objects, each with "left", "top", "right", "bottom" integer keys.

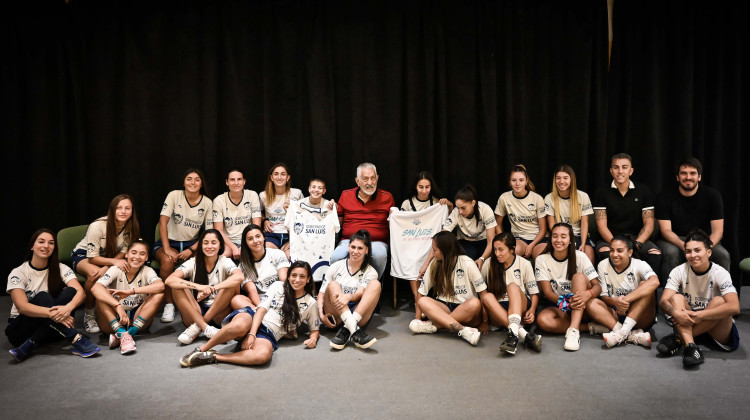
[{"left": 544, "top": 165, "right": 595, "bottom": 263}]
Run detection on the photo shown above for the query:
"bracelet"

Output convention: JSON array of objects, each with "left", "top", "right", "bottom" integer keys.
[
  {"left": 247, "top": 333, "right": 256, "bottom": 338},
  {"left": 188, "top": 247, "right": 195, "bottom": 254},
  {"left": 479, "top": 256, "right": 485, "bottom": 262}
]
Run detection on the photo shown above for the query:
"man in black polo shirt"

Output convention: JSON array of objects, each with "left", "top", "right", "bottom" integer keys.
[
  {"left": 656, "top": 157, "right": 730, "bottom": 281},
  {"left": 593, "top": 153, "right": 662, "bottom": 278}
]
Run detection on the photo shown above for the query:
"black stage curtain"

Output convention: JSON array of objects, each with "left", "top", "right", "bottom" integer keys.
[{"left": 3, "top": 1, "right": 744, "bottom": 286}]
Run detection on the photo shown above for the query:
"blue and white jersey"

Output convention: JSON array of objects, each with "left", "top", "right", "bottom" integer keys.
[
  {"left": 97, "top": 265, "right": 161, "bottom": 310},
  {"left": 597, "top": 258, "right": 655, "bottom": 297},
  {"left": 319, "top": 259, "right": 377, "bottom": 295},
  {"left": 240, "top": 248, "right": 290, "bottom": 295},
  {"left": 534, "top": 250, "right": 597, "bottom": 296},
  {"left": 285, "top": 200, "right": 340, "bottom": 282},
  {"left": 178, "top": 256, "right": 239, "bottom": 307},
  {"left": 666, "top": 262, "right": 736, "bottom": 311},
  {"left": 72, "top": 218, "right": 129, "bottom": 257},
  {"left": 259, "top": 188, "right": 304, "bottom": 234},
  {"left": 481, "top": 255, "right": 538, "bottom": 302},
  {"left": 7, "top": 262, "right": 77, "bottom": 318},
  {"left": 213, "top": 190, "right": 262, "bottom": 243},
  {"left": 258, "top": 281, "right": 320, "bottom": 340},
  {"left": 160, "top": 190, "right": 213, "bottom": 241},
  {"left": 419, "top": 255, "right": 487, "bottom": 304}
]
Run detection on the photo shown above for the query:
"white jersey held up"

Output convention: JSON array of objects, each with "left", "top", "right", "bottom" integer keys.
[
  {"left": 285, "top": 200, "right": 340, "bottom": 282},
  {"left": 389, "top": 203, "right": 449, "bottom": 280}
]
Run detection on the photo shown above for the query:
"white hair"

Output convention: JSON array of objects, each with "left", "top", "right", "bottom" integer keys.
[{"left": 356, "top": 162, "right": 378, "bottom": 179}]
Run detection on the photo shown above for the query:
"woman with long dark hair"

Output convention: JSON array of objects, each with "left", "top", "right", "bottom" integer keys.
[{"left": 233, "top": 224, "right": 290, "bottom": 308}]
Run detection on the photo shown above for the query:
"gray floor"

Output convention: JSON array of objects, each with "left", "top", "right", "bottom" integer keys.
[{"left": 1, "top": 289, "right": 750, "bottom": 419}]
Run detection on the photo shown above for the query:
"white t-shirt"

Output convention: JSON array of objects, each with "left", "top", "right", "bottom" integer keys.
[
  {"left": 160, "top": 190, "right": 213, "bottom": 241},
  {"left": 400, "top": 196, "right": 440, "bottom": 212},
  {"left": 96, "top": 265, "right": 161, "bottom": 310},
  {"left": 285, "top": 200, "right": 340, "bottom": 282},
  {"left": 319, "top": 259, "right": 378, "bottom": 295},
  {"left": 495, "top": 191, "right": 546, "bottom": 241},
  {"left": 258, "top": 281, "right": 321, "bottom": 340},
  {"left": 73, "top": 218, "right": 129, "bottom": 257},
  {"left": 177, "top": 256, "right": 239, "bottom": 307},
  {"left": 665, "top": 263, "right": 737, "bottom": 311},
  {"left": 443, "top": 202, "right": 497, "bottom": 241},
  {"left": 543, "top": 191, "right": 594, "bottom": 237},
  {"left": 240, "top": 248, "right": 291, "bottom": 294},
  {"left": 7, "top": 262, "right": 78, "bottom": 318},
  {"left": 419, "top": 255, "right": 487, "bottom": 304},
  {"left": 212, "top": 190, "right": 262, "bottom": 243},
  {"left": 259, "top": 188, "right": 304, "bottom": 234},
  {"left": 481, "top": 256, "right": 539, "bottom": 302},
  {"left": 534, "top": 250, "right": 598, "bottom": 296},
  {"left": 597, "top": 258, "right": 656, "bottom": 298},
  {"left": 389, "top": 203, "right": 449, "bottom": 280}
]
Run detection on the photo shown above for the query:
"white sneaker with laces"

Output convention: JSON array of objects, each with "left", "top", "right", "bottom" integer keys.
[
  {"left": 603, "top": 329, "right": 628, "bottom": 348},
  {"left": 178, "top": 323, "right": 202, "bottom": 345},
  {"left": 84, "top": 313, "right": 100, "bottom": 334},
  {"left": 409, "top": 319, "right": 437, "bottom": 334},
  {"left": 161, "top": 304, "right": 176, "bottom": 323},
  {"left": 627, "top": 329, "right": 652, "bottom": 348},
  {"left": 458, "top": 327, "right": 480, "bottom": 346},
  {"left": 203, "top": 325, "right": 220, "bottom": 339},
  {"left": 564, "top": 327, "right": 580, "bottom": 351}
]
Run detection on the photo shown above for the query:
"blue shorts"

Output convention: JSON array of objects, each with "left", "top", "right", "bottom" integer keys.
[
  {"left": 516, "top": 237, "right": 549, "bottom": 245},
  {"left": 574, "top": 236, "right": 595, "bottom": 248},
  {"left": 264, "top": 232, "right": 289, "bottom": 248},
  {"left": 457, "top": 239, "right": 486, "bottom": 261},
  {"left": 499, "top": 296, "right": 532, "bottom": 311},
  {"left": 153, "top": 239, "right": 197, "bottom": 257},
  {"left": 222, "top": 306, "right": 279, "bottom": 351},
  {"left": 695, "top": 322, "right": 740, "bottom": 352},
  {"left": 437, "top": 299, "right": 460, "bottom": 312},
  {"left": 70, "top": 249, "right": 87, "bottom": 271}
]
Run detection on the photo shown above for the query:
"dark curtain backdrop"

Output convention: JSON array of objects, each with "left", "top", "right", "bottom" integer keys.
[{"left": 1, "top": 0, "right": 745, "bottom": 288}]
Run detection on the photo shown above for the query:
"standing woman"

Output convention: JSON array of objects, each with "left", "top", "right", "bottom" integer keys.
[
  {"left": 155, "top": 168, "right": 213, "bottom": 323},
  {"left": 91, "top": 239, "right": 165, "bottom": 355},
  {"left": 72, "top": 194, "right": 140, "bottom": 334},
  {"left": 535, "top": 223, "right": 618, "bottom": 351},
  {"left": 481, "top": 232, "right": 543, "bottom": 354},
  {"left": 234, "top": 224, "right": 290, "bottom": 308},
  {"left": 7, "top": 229, "right": 100, "bottom": 361},
  {"left": 165, "top": 229, "right": 243, "bottom": 345},
  {"left": 544, "top": 165, "right": 595, "bottom": 263},
  {"left": 495, "top": 165, "right": 548, "bottom": 260},
  {"left": 259, "top": 163, "right": 304, "bottom": 259},
  {"left": 409, "top": 231, "right": 486, "bottom": 346},
  {"left": 213, "top": 167, "right": 262, "bottom": 260},
  {"left": 179, "top": 261, "right": 320, "bottom": 367}
]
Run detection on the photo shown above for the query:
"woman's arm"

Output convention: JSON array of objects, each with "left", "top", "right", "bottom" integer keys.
[
  {"left": 10, "top": 289, "right": 53, "bottom": 318},
  {"left": 495, "top": 215, "right": 505, "bottom": 235},
  {"left": 477, "top": 228, "right": 496, "bottom": 270},
  {"left": 215, "top": 268, "right": 244, "bottom": 290},
  {"left": 242, "top": 306, "right": 268, "bottom": 350},
  {"left": 88, "top": 252, "right": 128, "bottom": 270},
  {"left": 524, "top": 217, "right": 548, "bottom": 258},
  {"left": 537, "top": 281, "right": 559, "bottom": 304},
  {"left": 277, "top": 267, "right": 289, "bottom": 283},
  {"left": 579, "top": 214, "right": 590, "bottom": 252}
]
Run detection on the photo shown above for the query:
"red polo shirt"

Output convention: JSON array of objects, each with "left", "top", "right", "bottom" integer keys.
[{"left": 337, "top": 187, "right": 395, "bottom": 242}]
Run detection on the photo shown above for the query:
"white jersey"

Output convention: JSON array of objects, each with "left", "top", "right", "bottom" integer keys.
[
  {"left": 666, "top": 263, "right": 736, "bottom": 311},
  {"left": 72, "top": 218, "right": 129, "bottom": 257},
  {"left": 389, "top": 204, "right": 449, "bottom": 280},
  {"left": 597, "top": 258, "right": 656, "bottom": 298},
  {"left": 320, "top": 259, "right": 378, "bottom": 295},
  {"left": 481, "top": 256, "right": 539, "bottom": 302},
  {"left": 177, "top": 256, "right": 238, "bottom": 307},
  {"left": 96, "top": 265, "right": 161, "bottom": 310},
  {"left": 285, "top": 200, "right": 340, "bottom": 282},
  {"left": 543, "top": 191, "right": 594, "bottom": 237},
  {"left": 299, "top": 196, "right": 334, "bottom": 209},
  {"left": 212, "top": 190, "right": 262, "bottom": 243},
  {"left": 400, "top": 196, "right": 440, "bottom": 212},
  {"left": 443, "top": 202, "right": 497, "bottom": 241},
  {"left": 419, "top": 255, "right": 487, "bottom": 304},
  {"left": 534, "top": 250, "right": 598, "bottom": 296},
  {"left": 259, "top": 188, "right": 304, "bottom": 233},
  {"left": 7, "top": 262, "right": 78, "bottom": 318},
  {"left": 240, "top": 248, "right": 290, "bottom": 294},
  {"left": 258, "top": 281, "right": 321, "bottom": 340},
  {"left": 160, "top": 190, "right": 213, "bottom": 241},
  {"left": 495, "top": 191, "right": 546, "bottom": 241}
]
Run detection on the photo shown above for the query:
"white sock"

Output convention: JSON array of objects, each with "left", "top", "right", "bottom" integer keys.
[
  {"left": 612, "top": 322, "right": 622, "bottom": 332},
  {"left": 508, "top": 314, "right": 521, "bottom": 336},
  {"left": 340, "top": 310, "right": 358, "bottom": 334},
  {"left": 518, "top": 327, "right": 528, "bottom": 342},
  {"left": 621, "top": 317, "right": 636, "bottom": 335},
  {"left": 353, "top": 311, "right": 362, "bottom": 324}
]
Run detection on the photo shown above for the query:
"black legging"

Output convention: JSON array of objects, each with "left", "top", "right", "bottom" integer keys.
[{"left": 5, "top": 287, "right": 79, "bottom": 347}]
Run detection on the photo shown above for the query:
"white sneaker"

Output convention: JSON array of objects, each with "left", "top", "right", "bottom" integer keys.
[
  {"left": 587, "top": 322, "right": 608, "bottom": 335},
  {"left": 84, "top": 312, "right": 100, "bottom": 334},
  {"left": 627, "top": 329, "right": 652, "bottom": 348},
  {"left": 203, "top": 325, "right": 220, "bottom": 339},
  {"left": 458, "top": 327, "right": 480, "bottom": 346},
  {"left": 178, "top": 323, "right": 202, "bottom": 345},
  {"left": 161, "top": 304, "right": 176, "bottom": 323},
  {"left": 564, "top": 327, "right": 580, "bottom": 351},
  {"left": 409, "top": 319, "right": 437, "bottom": 334},
  {"left": 603, "top": 329, "right": 628, "bottom": 348}
]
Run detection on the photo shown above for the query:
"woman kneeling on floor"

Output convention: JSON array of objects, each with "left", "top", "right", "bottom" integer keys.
[
  {"left": 409, "top": 231, "right": 486, "bottom": 346},
  {"left": 481, "top": 232, "right": 543, "bottom": 354},
  {"left": 180, "top": 261, "right": 320, "bottom": 367},
  {"left": 7, "top": 229, "right": 100, "bottom": 361},
  {"left": 165, "top": 229, "right": 243, "bottom": 345},
  {"left": 91, "top": 239, "right": 165, "bottom": 354}
]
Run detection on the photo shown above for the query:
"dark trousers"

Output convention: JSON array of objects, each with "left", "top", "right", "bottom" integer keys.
[{"left": 5, "top": 287, "right": 79, "bottom": 347}]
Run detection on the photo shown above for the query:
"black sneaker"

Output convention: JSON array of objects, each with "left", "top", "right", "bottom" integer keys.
[
  {"left": 351, "top": 329, "right": 377, "bottom": 349},
  {"left": 657, "top": 333, "right": 683, "bottom": 357},
  {"left": 330, "top": 326, "right": 351, "bottom": 350},
  {"left": 499, "top": 330, "right": 519, "bottom": 355},
  {"left": 525, "top": 332, "right": 543, "bottom": 353},
  {"left": 682, "top": 343, "right": 705, "bottom": 368}
]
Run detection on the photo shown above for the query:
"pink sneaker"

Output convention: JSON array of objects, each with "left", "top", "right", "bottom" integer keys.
[
  {"left": 109, "top": 334, "right": 120, "bottom": 349},
  {"left": 119, "top": 332, "right": 136, "bottom": 355}
]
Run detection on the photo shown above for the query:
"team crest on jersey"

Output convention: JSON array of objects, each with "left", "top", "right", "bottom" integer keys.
[
  {"left": 513, "top": 269, "right": 521, "bottom": 280},
  {"left": 244, "top": 202, "right": 251, "bottom": 210},
  {"left": 162, "top": 202, "right": 168, "bottom": 210},
  {"left": 86, "top": 242, "right": 96, "bottom": 253},
  {"left": 627, "top": 272, "right": 635, "bottom": 282},
  {"left": 173, "top": 214, "right": 183, "bottom": 225},
  {"left": 197, "top": 209, "right": 205, "bottom": 218},
  {"left": 299, "top": 301, "right": 309, "bottom": 311},
  {"left": 527, "top": 203, "right": 536, "bottom": 211},
  {"left": 10, "top": 275, "right": 20, "bottom": 285},
  {"left": 294, "top": 222, "right": 304, "bottom": 235},
  {"left": 456, "top": 268, "right": 465, "bottom": 279},
  {"left": 213, "top": 210, "right": 219, "bottom": 219},
  {"left": 224, "top": 217, "right": 233, "bottom": 228},
  {"left": 607, "top": 284, "right": 614, "bottom": 297},
  {"left": 100, "top": 274, "right": 111, "bottom": 282},
  {"left": 550, "top": 279, "right": 558, "bottom": 291},
  {"left": 445, "top": 217, "right": 453, "bottom": 226}
]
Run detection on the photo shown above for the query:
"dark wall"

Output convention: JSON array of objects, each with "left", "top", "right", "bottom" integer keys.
[{"left": 2, "top": 0, "right": 746, "bottom": 287}]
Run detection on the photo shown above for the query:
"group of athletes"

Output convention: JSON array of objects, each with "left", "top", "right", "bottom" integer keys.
[{"left": 6, "top": 155, "right": 740, "bottom": 370}]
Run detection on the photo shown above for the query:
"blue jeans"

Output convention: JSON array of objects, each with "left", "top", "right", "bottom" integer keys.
[
  {"left": 5, "top": 287, "right": 79, "bottom": 347},
  {"left": 330, "top": 240, "right": 388, "bottom": 279}
]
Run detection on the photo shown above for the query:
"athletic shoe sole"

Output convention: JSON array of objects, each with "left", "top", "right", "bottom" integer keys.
[
  {"left": 329, "top": 341, "right": 347, "bottom": 350},
  {"left": 72, "top": 347, "right": 101, "bottom": 358},
  {"left": 353, "top": 337, "right": 377, "bottom": 349}
]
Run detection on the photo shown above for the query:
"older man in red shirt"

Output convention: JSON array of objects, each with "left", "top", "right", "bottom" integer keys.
[{"left": 330, "top": 162, "right": 395, "bottom": 279}]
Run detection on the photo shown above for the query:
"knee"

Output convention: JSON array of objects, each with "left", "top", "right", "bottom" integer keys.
[
  {"left": 31, "top": 291, "right": 55, "bottom": 307},
  {"left": 571, "top": 273, "right": 588, "bottom": 289},
  {"left": 231, "top": 295, "right": 250, "bottom": 308},
  {"left": 707, "top": 296, "right": 726, "bottom": 308},
  {"left": 464, "top": 297, "right": 482, "bottom": 312},
  {"left": 536, "top": 310, "right": 554, "bottom": 329},
  {"left": 367, "top": 280, "right": 382, "bottom": 294},
  {"left": 481, "top": 292, "right": 496, "bottom": 305}
]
